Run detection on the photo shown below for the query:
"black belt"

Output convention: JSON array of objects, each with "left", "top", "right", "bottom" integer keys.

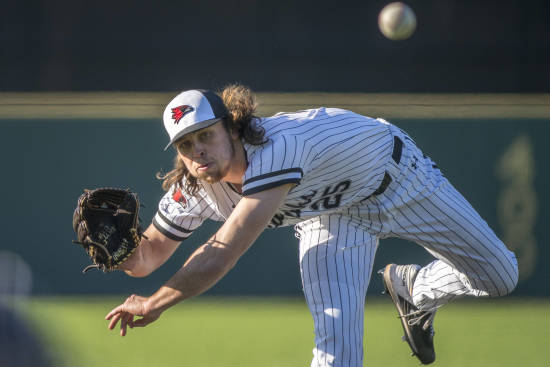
[{"left": 365, "top": 136, "right": 403, "bottom": 199}]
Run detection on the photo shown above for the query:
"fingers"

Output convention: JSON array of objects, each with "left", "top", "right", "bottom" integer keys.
[
  {"left": 108, "top": 312, "right": 123, "bottom": 330},
  {"left": 108, "top": 312, "right": 134, "bottom": 336},
  {"left": 105, "top": 303, "right": 129, "bottom": 331},
  {"left": 105, "top": 295, "right": 138, "bottom": 327},
  {"left": 120, "top": 313, "right": 133, "bottom": 337},
  {"left": 105, "top": 295, "right": 152, "bottom": 336},
  {"left": 105, "top": 305, "right": 125, "bottom": 321},
  {"left": 120, "top": 313, "right": 127, "bottom": 336}
]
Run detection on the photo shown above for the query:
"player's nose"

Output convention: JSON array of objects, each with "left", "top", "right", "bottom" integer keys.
[{"left": 191, "top": 142, "right": 206, "bottom": 157}]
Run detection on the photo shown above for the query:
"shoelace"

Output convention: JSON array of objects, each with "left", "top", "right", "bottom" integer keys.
[
  {"left": 401, "top": 307, "right": 438, "bottom": 331},
  {"left": 393, "top": 265, "right": 437, "bottom": 332}
]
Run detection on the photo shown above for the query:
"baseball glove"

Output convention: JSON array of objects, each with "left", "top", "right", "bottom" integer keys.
[{"left": 72, "top": 188, "right": 144, "bottom": 273}]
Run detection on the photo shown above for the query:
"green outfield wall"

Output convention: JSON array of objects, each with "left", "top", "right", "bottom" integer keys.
[{"left": 1, "top": 94, "right": 548, "bottom": 297}]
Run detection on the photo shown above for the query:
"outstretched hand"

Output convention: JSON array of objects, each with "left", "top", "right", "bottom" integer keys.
[{"left": 105, "top": 294, "right": 162, "bottom": 336}]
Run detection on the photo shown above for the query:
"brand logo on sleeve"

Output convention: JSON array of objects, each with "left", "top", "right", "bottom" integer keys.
[
  {"left": 172, "top": 188, "right": 188, "bottom": 208},
  {"left": 171, "top": 105, "right": 194, "bottom": 124}
]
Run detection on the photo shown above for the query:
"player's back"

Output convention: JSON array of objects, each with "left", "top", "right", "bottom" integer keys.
[
  {"left": 257, "top": 107, "right": 393, "bottom": 179},
  {"left": 246, "top": 108, "right": 395, "bottom": 225},
  {"left": 259, "top": 107, "right": 391, "bottom": 151}
]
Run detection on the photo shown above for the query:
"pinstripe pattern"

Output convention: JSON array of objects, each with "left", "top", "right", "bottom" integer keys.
[
  {"left": 156, "top": 108, "right": 394, "bottom": 237},
  {"left": 294, "top": 124, "right": 517, "bottom": 366},
  {"left": 154, "top": 182, "right": 241, "bottom": 240},
  {"left": 365, "top": 126, "right": 518, "bottom": 310},
  {"left": 154, "top": 109, "right": 518, "bottom": 366},
  {"left": 243, "top": 108, "right": 393, "bottom": 227},
  {"left": 297, "top": 215, "right": 377, "bottom": 367}
]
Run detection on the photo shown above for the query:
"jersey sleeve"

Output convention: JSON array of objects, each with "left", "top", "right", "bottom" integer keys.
[
  {"left": 152, "top": 185, "right": 213, "bottom": 241},
  {"left": 242, "top": 134, "right": 309, "bottom": 196}
]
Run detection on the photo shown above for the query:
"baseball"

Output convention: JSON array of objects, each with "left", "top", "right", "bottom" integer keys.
[{"left": 378, "top": 2, "right": 417, "bottom": 41}]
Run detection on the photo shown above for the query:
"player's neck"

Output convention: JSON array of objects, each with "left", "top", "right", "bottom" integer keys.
[{"left": 222, "top": 140, "right": 247, "bottom": 192}]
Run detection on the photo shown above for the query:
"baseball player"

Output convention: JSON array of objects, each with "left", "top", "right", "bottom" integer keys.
[{"left": 105, "top": 85, "right": 518, "bottom": 366}]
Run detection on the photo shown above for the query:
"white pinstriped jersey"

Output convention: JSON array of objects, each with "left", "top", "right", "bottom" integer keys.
[
  {"left": 153, "top": 108, "right": 394, "bottom": 241},
  {"left": 151, "top": 106, "right": 519, "bottom": 367}
]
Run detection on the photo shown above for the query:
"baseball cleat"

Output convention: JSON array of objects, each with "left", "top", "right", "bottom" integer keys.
[{"left": 379, "top": 264, "right": 436, "bottom": 365}]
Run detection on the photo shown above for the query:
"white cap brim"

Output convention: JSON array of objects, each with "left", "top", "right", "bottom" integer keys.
[{"left": 164, "top": 117, "right": 224, "bottom": 150}]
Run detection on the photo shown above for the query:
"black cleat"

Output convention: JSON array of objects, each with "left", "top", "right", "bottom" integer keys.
[{"left": 380, "top": 264, "right": 436, "bottom": 365}]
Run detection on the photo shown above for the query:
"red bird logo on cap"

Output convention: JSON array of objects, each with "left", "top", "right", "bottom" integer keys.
[{"left": 171, "top": 105, "right": 194, "bottom": 125}]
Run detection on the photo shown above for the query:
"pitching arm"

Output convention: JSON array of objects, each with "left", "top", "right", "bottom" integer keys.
[{"left": 105, "top": 183, "right": 292, "bottom": 335}]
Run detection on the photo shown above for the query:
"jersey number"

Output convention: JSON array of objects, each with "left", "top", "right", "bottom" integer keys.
[
  {"left": 310, "top": 180, "right": 351, "bottom": 210},
  {"left": 270, "top": 180, "right": 351, "bottom": 227}
]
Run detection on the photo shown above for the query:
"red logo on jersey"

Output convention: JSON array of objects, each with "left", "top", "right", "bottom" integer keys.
[
  {"left": 171, "top": 105, "right": 194, "bottom": 124},
  {"left": 172, "top": 188, "right": 188, "bottom": 208}
]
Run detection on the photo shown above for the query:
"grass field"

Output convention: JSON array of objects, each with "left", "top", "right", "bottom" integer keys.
[{"left": 13, "top": 296, "right": 550, "bottom": 367}]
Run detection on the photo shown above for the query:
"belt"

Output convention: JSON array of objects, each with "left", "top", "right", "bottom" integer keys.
[{"left": 365, "top": 136, "right": 403, "bottom": 199}]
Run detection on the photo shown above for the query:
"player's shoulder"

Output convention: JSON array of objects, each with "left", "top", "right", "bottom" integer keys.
[
  {"left": 267, "top": 107, "right": 356, "bottom": 119},
  {"left": 256, "top": 107, "right": 381, "bottom": 138},
  {"left": 258, "top": 107, "right": 362, "bottom": 129}
]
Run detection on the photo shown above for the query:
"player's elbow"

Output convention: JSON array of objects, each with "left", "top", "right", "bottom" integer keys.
[
  {"left": 118, "top": 250, "right": 155, "bottom": 278},
  {"left": 123, "top": 267, "right": 153, "bottom": 278}
]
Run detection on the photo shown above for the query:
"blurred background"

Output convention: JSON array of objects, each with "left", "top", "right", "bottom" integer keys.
[
  {"left": 2, "top": 0, "right": 549, "bottom": 92},
  {"left": 1, "top": 1, "right": 549, "bottom": 366}
]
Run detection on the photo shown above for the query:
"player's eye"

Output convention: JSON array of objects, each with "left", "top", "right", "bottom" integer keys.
[
  {"left": 198, "top": 131, "right": 212, "bottom": 142},
  {"left": 176, "top": 140, "right": 192, "bottom": 152}
]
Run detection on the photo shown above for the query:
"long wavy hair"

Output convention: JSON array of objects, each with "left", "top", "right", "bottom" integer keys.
[{"left": 157, "top": 83, "right": 266, "bottom": 196}]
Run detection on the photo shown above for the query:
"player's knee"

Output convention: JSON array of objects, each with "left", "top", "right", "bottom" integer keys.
[
  {"left": 491, "top": 274, "right": 518, "bottom": 297},
  {"left": 489, "top": 253, "right": 519, "bottom": 297},
  {"left": 501, "top": 254, "right": 519, "bottom": 296},
  {"left": 505, "top": 272, "right": 518, "bottom": 295}
]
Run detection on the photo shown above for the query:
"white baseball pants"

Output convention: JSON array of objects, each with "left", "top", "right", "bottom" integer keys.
[{"left": 295, "top": 126, "right": 518, "bottom": 367}]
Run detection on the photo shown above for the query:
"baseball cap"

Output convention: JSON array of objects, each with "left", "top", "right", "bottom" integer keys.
[{"left": 162, "top": 89, "right": 228, "bottom": 150}]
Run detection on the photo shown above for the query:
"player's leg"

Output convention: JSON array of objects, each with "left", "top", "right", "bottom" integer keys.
[
  {"left": 380, "top": 142, "right": 518, "bottom": 308},
  {"left": 371, "top": 126, "right": 518, "bottom": 364},
  {"left": 296, "top": 214, "right": 378, "bottom": 367},
  {"left": 399, "top": 183, "right": 518, "bottom": 309},
  {"left": 377, "top": 175, "right": 518, "bottom": 363}
]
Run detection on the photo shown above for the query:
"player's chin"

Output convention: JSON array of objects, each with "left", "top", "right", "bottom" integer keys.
[{"left": 197, "top": 171, "right": 223, "bottom": 184}]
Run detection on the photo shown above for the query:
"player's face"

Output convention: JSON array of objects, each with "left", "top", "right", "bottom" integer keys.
[{"left": 175, "top": 122, "right": 238, "bottom": 184}]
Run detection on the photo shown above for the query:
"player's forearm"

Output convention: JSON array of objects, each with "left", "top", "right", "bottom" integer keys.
[
  {"left": 121, "top": 225, "right": 180, "bottom": 277},
  {"left": 145, "top": 184, "right": 292, "bottom": 314},
  {"left": 121, "top": 237, "right": 157, "bottom": 277},
  {"left": 146, "top": 235, "right": 240, "bottom": 312}
]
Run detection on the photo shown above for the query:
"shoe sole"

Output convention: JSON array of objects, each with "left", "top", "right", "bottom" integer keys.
[{"left": 381, "top": 264, "right": 420, "bottom": 357}]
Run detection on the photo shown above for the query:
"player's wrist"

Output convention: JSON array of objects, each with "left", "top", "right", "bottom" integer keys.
[{"left": 147, "top": 286, "right": 184, "bottom": 315}]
